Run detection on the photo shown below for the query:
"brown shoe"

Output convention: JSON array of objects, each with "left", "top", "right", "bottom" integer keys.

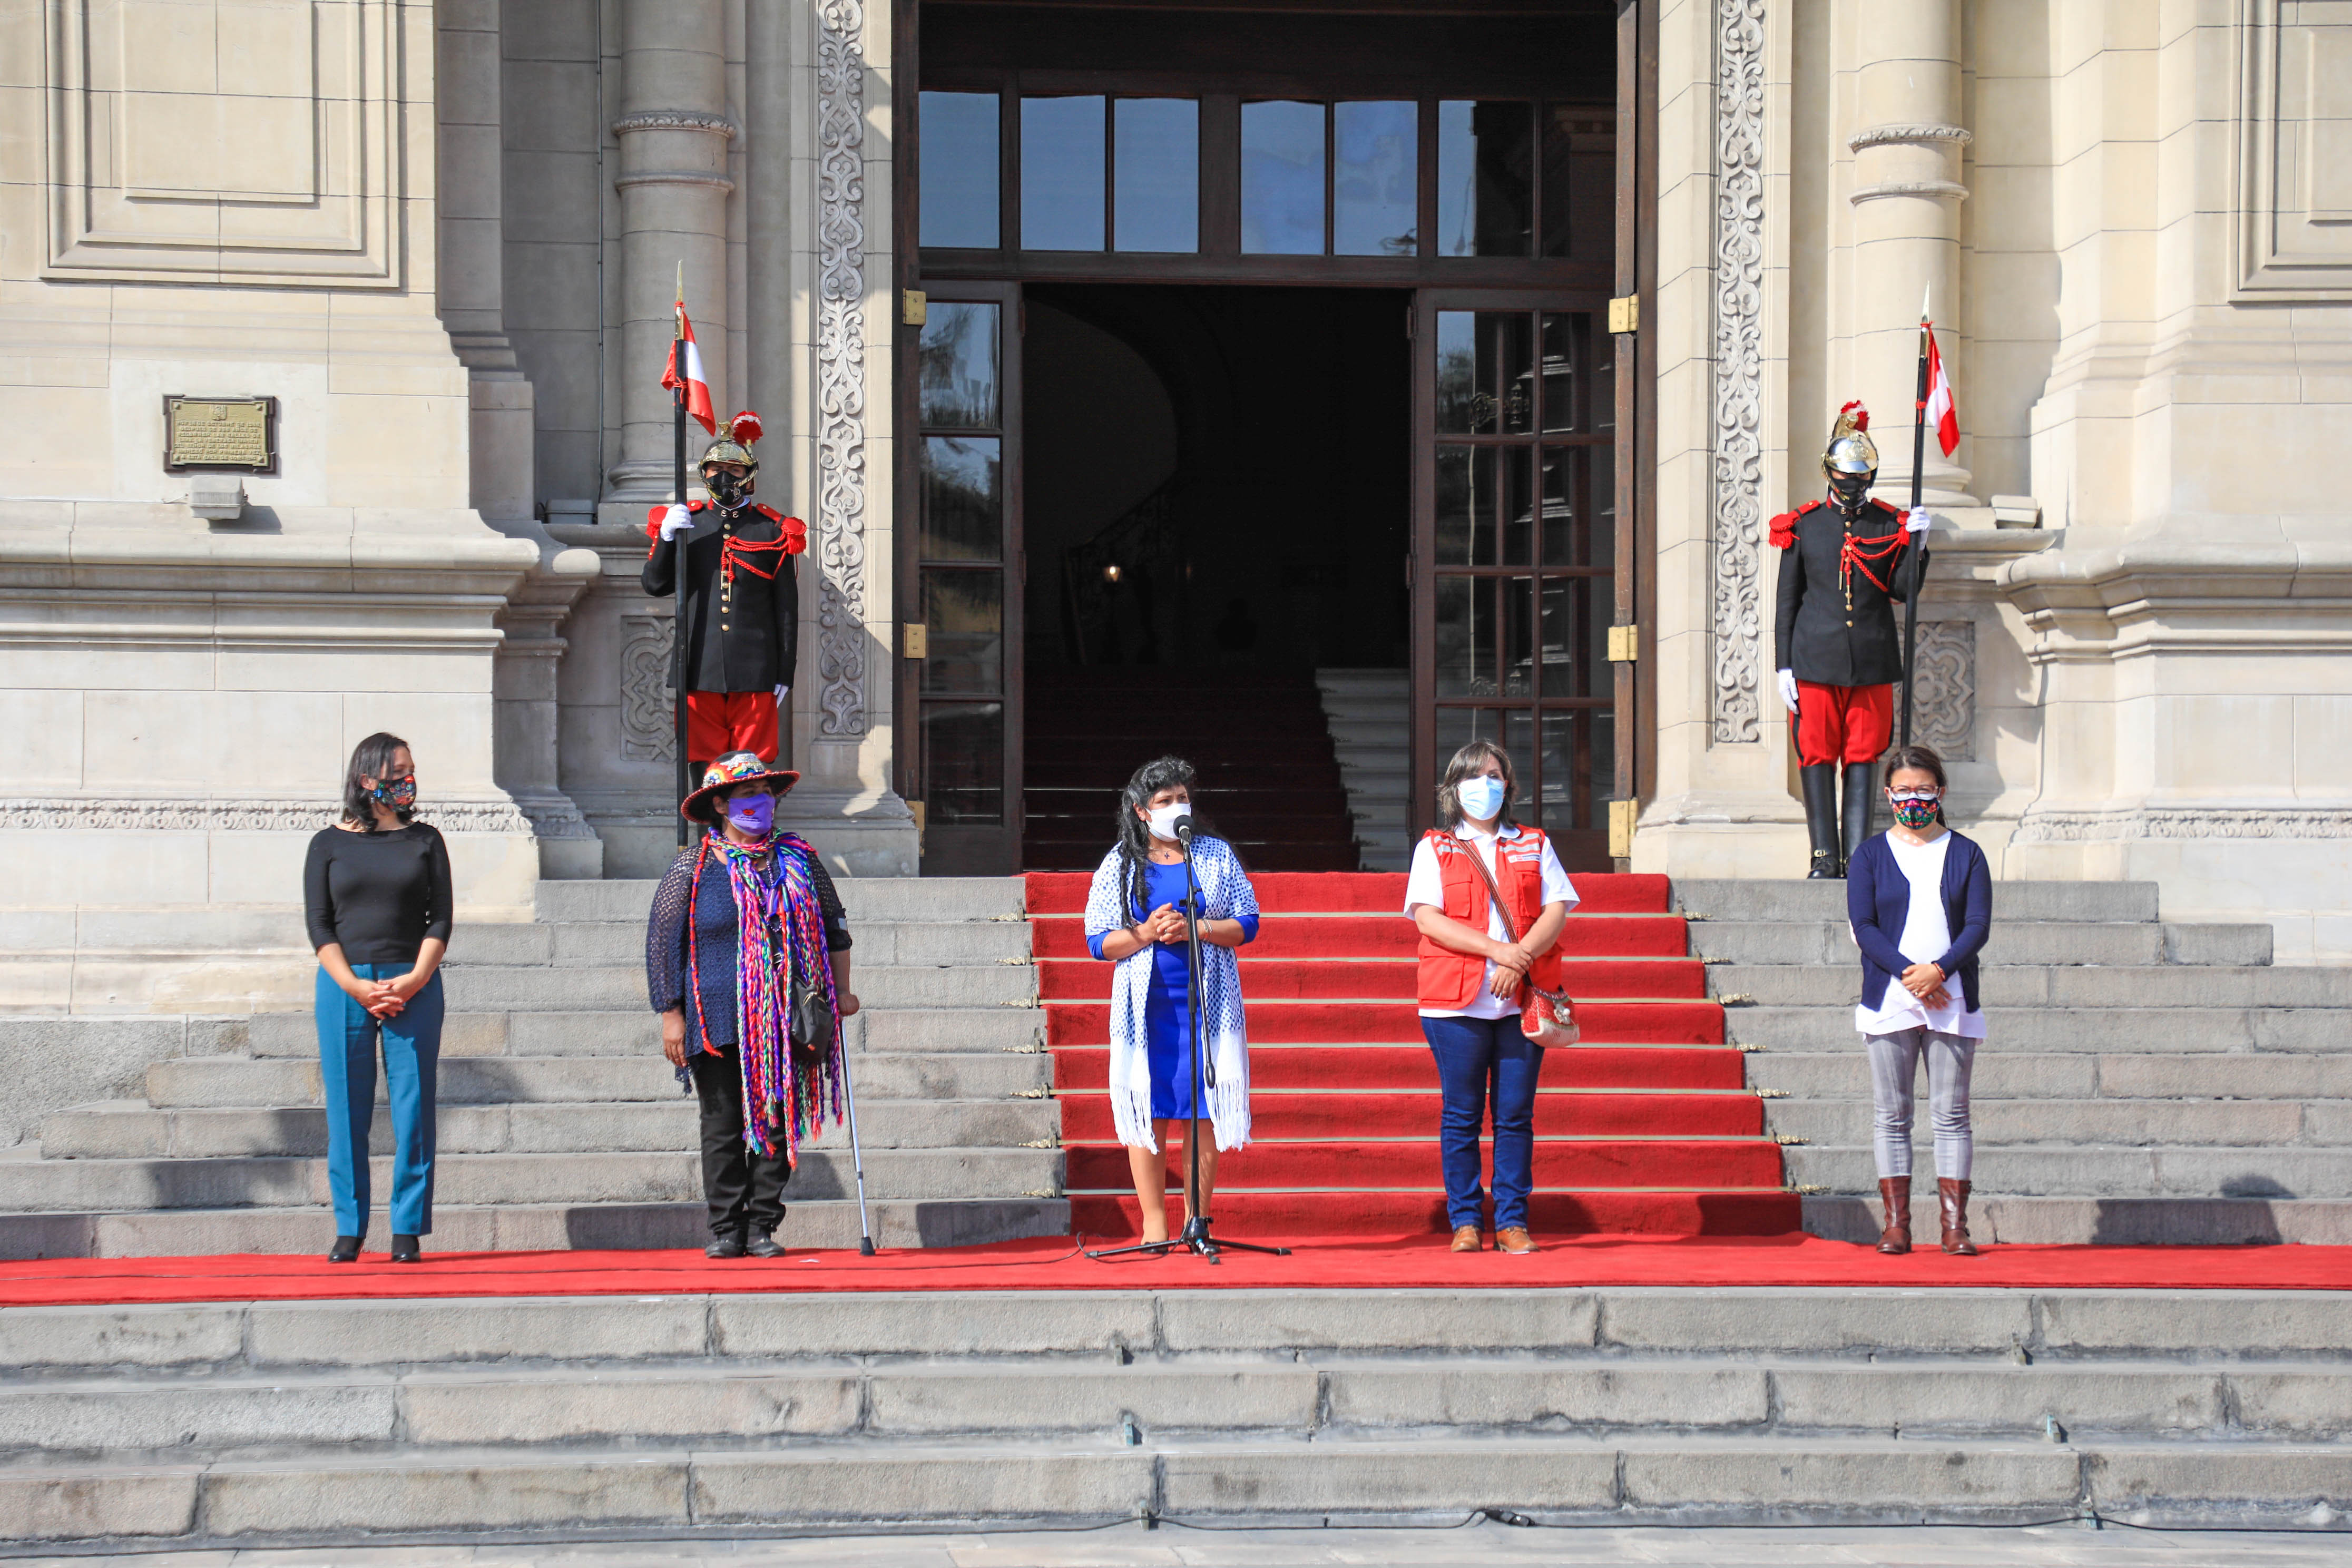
[
  {"left": 1876, "top": 1176, "right": 1912, "bottom": 1255},
  {"left": 1938, "top": 1177, "right": 1979, "bottom": 1256},
  {"left": 1449, "top": 1225, "right": 1482, "bottom": 1252},
  {"left": 1495, "top": 1227, "right": 1538, "bottom": 1255}
]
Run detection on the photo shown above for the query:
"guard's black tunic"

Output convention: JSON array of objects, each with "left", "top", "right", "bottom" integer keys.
[
  {"left": 642, "top": 501, "right": 801, "bottom": 693},
  {"left": 1771, "top": 497, "right": 1927, "bottom": 689}
]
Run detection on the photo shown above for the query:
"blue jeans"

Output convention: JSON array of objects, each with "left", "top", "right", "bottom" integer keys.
[
  {"left": 1422, "top": 1014, "right": 1543, "bottom": 1231},
  {"left": 315, "top": 964, "right": 443, "bottom": 1237}
]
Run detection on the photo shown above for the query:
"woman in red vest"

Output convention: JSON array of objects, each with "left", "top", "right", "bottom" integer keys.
[{"left": 1404, "top": 739, "right": 1577, "bottom": 1254}]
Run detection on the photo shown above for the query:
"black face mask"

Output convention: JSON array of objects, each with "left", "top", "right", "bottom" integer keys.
[
  {"left": 1828, "top": 471, "right": 1873, "bottom": 510},
  {"left": 707, "top": 470, "right": 752, "bottom": 510}
]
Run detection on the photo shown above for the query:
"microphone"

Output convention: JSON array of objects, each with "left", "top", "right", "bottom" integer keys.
[{"left": 1172, "top": 814, "right": 1194, "bottom": 842}]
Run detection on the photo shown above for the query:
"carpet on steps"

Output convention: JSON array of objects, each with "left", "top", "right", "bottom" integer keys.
[
  {"left": 1027, "top": 871, "right": 1792, "bottom": 1239},
  {"left": 5, "top": 1233, "right": 2346, "bottom": 1307}
]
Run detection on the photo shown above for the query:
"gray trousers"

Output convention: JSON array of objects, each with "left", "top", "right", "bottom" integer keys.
[{"left": 1866, "top": 1027, "right": 1976, "bottom": 1180}]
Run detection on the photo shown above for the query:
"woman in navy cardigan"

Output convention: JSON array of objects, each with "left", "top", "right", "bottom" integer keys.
[{"left": 1846, "top": 744, "right": 1992, "bottom": 1256}]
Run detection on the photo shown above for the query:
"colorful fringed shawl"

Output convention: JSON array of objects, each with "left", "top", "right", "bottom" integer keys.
[{"left": 686, "top": 830, "right": 845, "bottom": 1159}]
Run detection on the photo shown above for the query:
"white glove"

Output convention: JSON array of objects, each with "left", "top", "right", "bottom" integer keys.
[
  {"left": 659, "top": 504, "right": 693, "bottom": 542},
  {"left": 1777, "top": 668, "right": 1800, "bottom": 714},
  {"left": 772, "top": 684, "right": 788, "bottom": 705},
  {"left": 1905, "top": 506, "right": 1932, "bottom": 534}
]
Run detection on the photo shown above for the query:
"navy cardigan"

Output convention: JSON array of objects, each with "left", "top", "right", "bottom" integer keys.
[{"left": 1846, "top": 829, "right": 1992, "bottom": 1014}]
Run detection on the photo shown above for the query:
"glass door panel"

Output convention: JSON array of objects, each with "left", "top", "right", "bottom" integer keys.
[
  {"left": 914, "top": 285, "right": 1023, "bottom": 874},
  {"left": 1415, "top": 291, "right": 1619, "bottom": 871}
]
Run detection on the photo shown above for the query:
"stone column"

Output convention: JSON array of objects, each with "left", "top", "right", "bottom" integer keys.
[
  {"left": 1846, "top": 0, "right": 1973, "bottom": 509},
  {"left": 606, "top": 0, "right": 734, "bottom": 502}
]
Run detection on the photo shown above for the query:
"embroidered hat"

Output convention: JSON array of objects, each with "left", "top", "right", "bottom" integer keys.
[{"left": 680, "top": 749, "right": 800, "bottom": 823}]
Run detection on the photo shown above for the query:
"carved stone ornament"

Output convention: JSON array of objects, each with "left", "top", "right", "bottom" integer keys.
[
  {"left": 1709, "top": 0, "right": 1768, "bottom": 744},
  {"left": 2013, "top": 809, "right": 2352, "bottom": 844},
  {"left": 1908, "top": 621, "right": 1976, "bottom": 761},
  {"left": 0, "top": 799, "right": 538, "bottom": 834},
  {"left": 621, "top": 613, "right": 677, "bottom": 763},
  {"left": 815, "top": 0, "right": 870, "bottom": 737}
]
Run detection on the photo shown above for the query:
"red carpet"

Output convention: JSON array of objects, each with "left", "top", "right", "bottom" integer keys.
[
  {"left": 1030, "top": 871, "right": 1802, "bottom": 1238},
  {"left": 5, "top": 1234, "right": 2345, "bottom": 1308}
]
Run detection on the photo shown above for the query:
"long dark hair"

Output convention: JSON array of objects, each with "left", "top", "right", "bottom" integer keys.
[
  {"left": 342, "top": 731, "right": 415, "bottom": 830},
  {"left": 1435, "top": 738, "right": 1519, "bottom": 831},
  {"left": 1113, "top": 755, "right": 1226, "bottom": 920},
  {"left": 1883, "top": 743, "right": 1948, "bottom": 825}
]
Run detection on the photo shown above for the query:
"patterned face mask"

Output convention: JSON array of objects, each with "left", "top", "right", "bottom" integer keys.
[
  {"left": 373, "top": 776, "right": 418, "bottom": 810},
  {"left": 1889, "top": 791, "right": 1939, "bottom": 830}
]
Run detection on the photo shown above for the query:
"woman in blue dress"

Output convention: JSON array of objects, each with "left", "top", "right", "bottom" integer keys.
[{"left": 1083, "top": 756, "right": 1262, "bottom": 1247}]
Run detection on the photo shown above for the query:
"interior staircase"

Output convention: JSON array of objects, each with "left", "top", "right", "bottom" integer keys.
[
  {"left": 0, "top": 879, "right": 1065, "bottom": 1258},
  {"left": 1023, "top": 667, "right": 1360, "bottom": 871},
  {"left": 1679, "top": 879, "right": 2352, "bottom": 1245},
  {"left": 1315, "top": 668, "right": 1412, "bottom": 871},
  {"left": 1033, "top": 870, "right": 1798, "bottom": 1237}
]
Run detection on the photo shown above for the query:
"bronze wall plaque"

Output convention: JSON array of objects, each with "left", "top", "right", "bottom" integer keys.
[{"left": 164, "top": 396, "right": 278, "bottom": 474}]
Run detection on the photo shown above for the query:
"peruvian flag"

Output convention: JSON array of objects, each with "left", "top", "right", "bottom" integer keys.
[
  {"left": 662, "top": 299, "right": 717, "bottom": 436},
  {"left": 1924, "top": 322, "right": 1959, "bottom": 458}
]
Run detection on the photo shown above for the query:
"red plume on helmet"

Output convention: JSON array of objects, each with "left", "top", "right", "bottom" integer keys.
[
  {"left": 726, "top": 410, "right": 762, "bottom": 447},
  {"left": 1836, "top": 399, "right": 1869, "bottom": 434}
]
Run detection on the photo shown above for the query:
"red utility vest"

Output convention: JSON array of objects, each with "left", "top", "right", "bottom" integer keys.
[{"left": 1414, "top": 826, "right": 1564, "bottom": 1009}]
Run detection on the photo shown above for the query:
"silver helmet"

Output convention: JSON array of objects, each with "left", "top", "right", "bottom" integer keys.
[{"left": 1822, "top": 400, "right": 1878, "bottom": 505}]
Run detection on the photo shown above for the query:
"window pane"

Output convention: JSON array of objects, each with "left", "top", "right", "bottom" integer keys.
[
  {"left": 1541, "top": 106, "right": 1616, "bottom": 263},
  {"left": 920, "top": 92, "right": 999, "bottom": 248},
  {"left": 1435, "top": 575, "right": 1535, "bottom": 697},
  {"left": 1022, "top": 95, "right": 1105, "bottom": 251},
  {"left": 920, "top": 435, "right": 1002, "bottom": 561},
  {"left": 920, "top": 569, "right": 1003, "bottom": 695},
  {"left": 1241, "top": 100, "right": 1324, "bottom": 255},
  {"left": 1538, "top": 575, "right": 1592, "bottom": 698},
  {"left": 1113, "top": 98, "right": 1198, "bottom": 252},
  {"left": 1538, "top": 711, "right": 1582, "bottom": 828},
  {"left": 918, "top": 303, "right": 999, "bottom": 428},
  {"left": 1540, "top": 312, "right": 1579, "bottom": 433},
  {"left": 1540, "top": 446, "right": 1576, "bottom": 565},
  {"left": 1435, "top": 312, "right": 1483, "bottom": 434},
  {"left": 1434, "top": 708, "right": 1505, "bottom": 783},
  {"left": 920, "top": 701, "right": 1004, "bottom": 824},
  {"left": 1334, "top": 100, "right": 1415, "bottom": 256},
  {"left": 1434, "top": 311, "right": 1532, "bottom": 435},
  {"left": 1437, "top": 100, "right": 1534, "bottom": 257},
  {"left": 1437, "top": 445, "right": 1533, "bottom": 569}
]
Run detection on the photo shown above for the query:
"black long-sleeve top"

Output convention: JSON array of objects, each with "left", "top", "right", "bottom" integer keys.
[
  {"left": 1771, "top": 495, "right": 1929, "bottom": 687},
  {"left": 303, "top": 823, "right": 454, "bottom": 966},
  {"left": 645, "top": 838, "right": 852, "bottom": 1050},
  {"left": 641, "top": 502, "right": 802, "bottom": 693}
]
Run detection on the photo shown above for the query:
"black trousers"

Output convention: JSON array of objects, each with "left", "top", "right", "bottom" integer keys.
[{"left": 688, "top": 1045, "right": 791, "bottom": 1239}]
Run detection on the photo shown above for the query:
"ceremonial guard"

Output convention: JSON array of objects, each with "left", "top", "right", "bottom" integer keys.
[
  {"left": 644, "top": 411, "right": 807, "bottom": 776},
  {"left": 1772, "top": 404, "right": 1930, "bottom": 878}
]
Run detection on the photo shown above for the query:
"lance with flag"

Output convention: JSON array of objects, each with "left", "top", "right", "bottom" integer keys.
[
  {"left": 661, "top": 270, "right": 715, "bottom": 841},
  {"left": 1900, "top": 291, "right": 1961, "bottom": 747}
]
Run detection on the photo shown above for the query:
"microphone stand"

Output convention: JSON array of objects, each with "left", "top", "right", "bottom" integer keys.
[{"left": 1087, "top": 820, "right": 1291, "bottom": 1265}]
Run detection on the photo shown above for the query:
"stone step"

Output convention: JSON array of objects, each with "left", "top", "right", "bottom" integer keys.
[
  {"left": 1712, "top": 965, "right": 2352, "bottom": 1010},
  {"left": 0, "top": 1195, "right": 1067, "bottom": 1260},
  {"left": 1727, "top": 1006, "right": 2344, "bottom": 1053},
  {"left": 1744, "top": 1049, "right": 2352, "bottom": 1102},
  {"left": 1800, "top": 1194, "right": 2352, "bottom": 1248},
  {"left": 438, "top": 963, "right": 1035, "bottom": 1014},
  {"left": 243, "top": 1007, "right": 1050, "bottom": 1060},
  {"left": 9, "top": 1356, "right": 2351, "bottom": 1458},
  {"left": 534, "top": 876, "right": 1025, "bottom": 925},
  {"left": 1677, "top": 880, "right": 2161, "bottom": 924},
  {"left": 447, "top": 919, "right": 1033, "bottom": 969},
  {"left": 37, "top": 1095, "right": 1058, "bottom": 1161},
  {"left": 1762, "top": 1096, "right": 2349, "bottom": 1148},
  {"left": 1781, "top": 1143, "right": 2352, "bottom": 1199},
  {"left": 1693, "top": 920, "right": 2273, "bottom": 968},
  {"left": 0, "top": 1144, "right": 1061, "bottom": 1214}
]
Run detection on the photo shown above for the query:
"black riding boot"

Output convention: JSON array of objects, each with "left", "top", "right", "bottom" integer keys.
[
  {"left": 1800, "top": 763, "right": 1841, "bottom": 879},
  {"left": 1841, "top": 762, "right": 1878, "bottom": 873}
]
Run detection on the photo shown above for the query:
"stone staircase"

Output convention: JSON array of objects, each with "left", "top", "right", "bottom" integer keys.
[
  {"left": 6, "top": 1284, "right": 2349, "bottom": 1544},
  {"left": 1316, "top": 668, "right": 1411, "bottom": 871},
  {"left": 1676, "top": 880, "right": 2352, "bottom": 1246},
  {"left": 0, "top": 879, "right": 1067, "bottom": 1258}
]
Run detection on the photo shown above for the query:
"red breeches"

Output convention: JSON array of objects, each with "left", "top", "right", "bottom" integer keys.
[
  {"left": 1794, "top": 681, "right": 1893, "bottom": 767},
  {"left": 685, "top": 690, "right": 780, "bottom": 763}
]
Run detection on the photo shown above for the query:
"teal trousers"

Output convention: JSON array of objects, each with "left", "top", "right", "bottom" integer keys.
[{"left": 314, "top": 964, "right": 442, "bottom": 1236}]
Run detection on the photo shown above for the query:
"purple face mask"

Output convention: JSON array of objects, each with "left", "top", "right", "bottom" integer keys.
[{"left": 724, "top": 792, "right": 775, "bottom": 836}]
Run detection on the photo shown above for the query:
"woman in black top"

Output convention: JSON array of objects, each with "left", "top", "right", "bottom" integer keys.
[{"left": 303, "top": 732, "right": 453, "bottom": 1263}]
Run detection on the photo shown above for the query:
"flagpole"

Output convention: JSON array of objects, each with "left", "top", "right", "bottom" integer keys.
[
  {"left": 1899, "top": 298, "right": 1929, "bottom": 750},
  {"left": 672, "top": 264, "right": 692, "bottom": 847}
]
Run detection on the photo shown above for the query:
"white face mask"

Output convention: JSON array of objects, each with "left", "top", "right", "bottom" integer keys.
[
  {"left": 1146, "top": 802, "right": 1191, "bottom": 841},
  {"left": 1456, "top": 775, "right": 1507, "bottom": 823}
]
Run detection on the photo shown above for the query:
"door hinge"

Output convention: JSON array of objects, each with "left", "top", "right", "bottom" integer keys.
[
  {"left": 1606, "top": 624, "right": 1639, "bottom": 662},
  {"left": 1608, "top": 293, "right": 1640, "bottom": 335},
  {"left": 903, "top": 623, "right": 929, "bottom": 659},
  {"left": 1608, "top": 797, "right": 1638, "bottom": 860},
  {"left": 901, "top": 289, "right": 928, "bottom": 326}
]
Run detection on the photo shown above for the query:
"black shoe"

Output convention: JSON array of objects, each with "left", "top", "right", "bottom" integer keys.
[
  {"left": 705, "top": 1232, "right": 747, "bottom": 1259},
  {"left": 746, "top": 1232, "right": 786, "bottom": 1258},
  {"left": 1841, "top": 762, "right": 1879, "bottom": 871},
  {"left": 1800, "top": 763, "right": 1842, "bottom": 878},
  {"left": 327, "top": 1235, "right": 362, "bottom": 1264},
  {"left": 389, "top": 1234, "right": 421, "bottom": 1263}
]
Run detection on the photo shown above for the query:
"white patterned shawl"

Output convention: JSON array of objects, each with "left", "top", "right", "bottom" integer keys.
[{"left": 1081, "top": 836, "right": 1259, "bottom": 1153}]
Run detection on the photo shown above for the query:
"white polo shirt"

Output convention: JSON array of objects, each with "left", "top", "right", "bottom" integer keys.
[{"left": 1403, "top": 822, "right": 1577, "bottom": 1020}]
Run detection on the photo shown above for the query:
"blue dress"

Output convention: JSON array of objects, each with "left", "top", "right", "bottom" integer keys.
[{"left": 1087, "top": 859, "right": 1260, "bottom": 1121}]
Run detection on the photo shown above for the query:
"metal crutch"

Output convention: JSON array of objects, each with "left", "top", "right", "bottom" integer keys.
[{"left": 838, "top": 1012, "right": 875, "bottom": 1256}]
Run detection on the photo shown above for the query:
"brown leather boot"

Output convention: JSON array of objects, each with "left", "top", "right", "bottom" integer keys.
[
  {"left": 1938, "top": 1178, "right": 1979, "bottom": 1256},
  {"left": 1876, "top": 1177, "right": 1912, "bottom": 1255}
]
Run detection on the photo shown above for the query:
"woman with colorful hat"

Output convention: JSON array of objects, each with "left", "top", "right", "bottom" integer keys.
[{"left": 644, "top": 752, "right": 857, "bottom": 1258}]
